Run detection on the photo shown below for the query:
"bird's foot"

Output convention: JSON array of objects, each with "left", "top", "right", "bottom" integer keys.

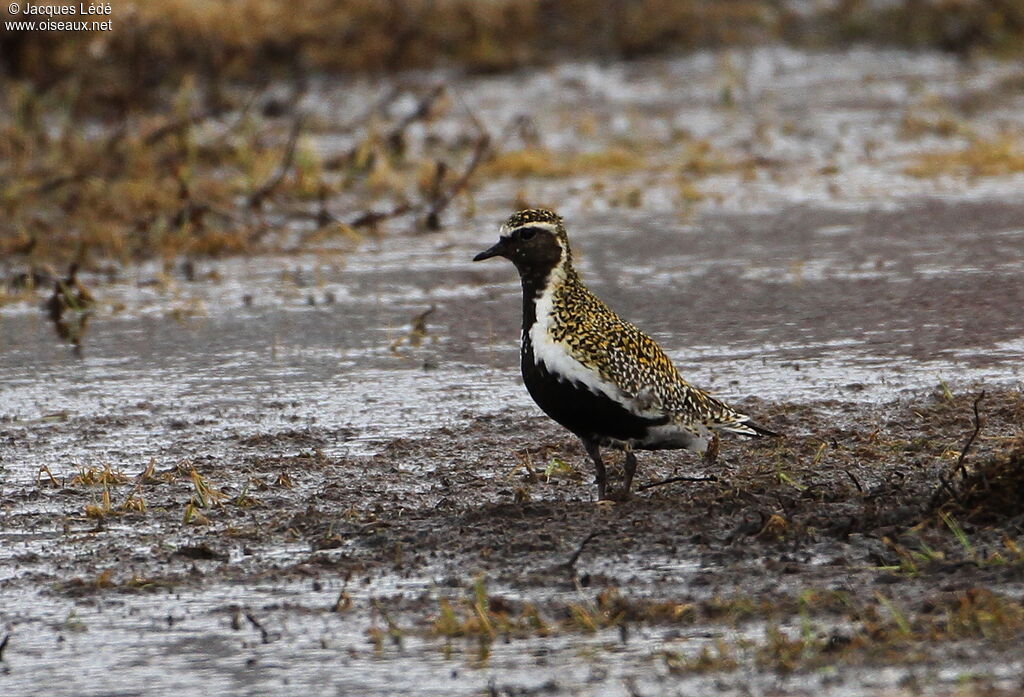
[
  {"left": 594, "top": 481, "right": 623, "bottom": 505},
  {"left": 595, "top": 484, "right": 632, "bottom": 503},
  {"left": 602, "top": 487, "right": 632, "bottom": 503}
]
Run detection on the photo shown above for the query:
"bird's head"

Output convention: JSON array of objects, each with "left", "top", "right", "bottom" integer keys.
[{"left": 473, "top": 209, "right": 571, "bottom": 278}]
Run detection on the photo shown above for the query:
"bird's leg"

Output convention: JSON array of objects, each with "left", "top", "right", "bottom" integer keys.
[
  {"left": 622, "top": 448, "right": 638, "bottom": 498},
  {"left": 703, "top": 433, "right": 721, "bottom": 465},
  {"left": 581, "top": 438, "right": 608, "bottom": 501}
]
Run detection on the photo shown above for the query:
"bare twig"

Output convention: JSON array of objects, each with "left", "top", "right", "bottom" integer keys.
[
  {"left": 209, "top": 89, "right": 264, "bottom": 148},
  {"left": 247, "top": 113, "right": 305, "bottom": 210},
  {"left": 931, "top": 390, "right": 987, "bottom": 508},
  {"left": 324, "top": 85, "right": 445, "bottom": 170},
  {"left": 564, "top": 530, "right": 600, "bottom": 572},
  {"left": 31, "top": 121, "right": 128, "bottom": 195},
  {"left": 0, "top": 633, "right": 9, "bottom": 660},
  {"left": 143, "top": 109, "right": 218, "bottom": 146},
  {"left": 244, "top": 609, "right": 272, "bottom": 644},
  {"left": 423, "top": 134, "right": 492, "bottom": 230},
  {"left": 955, "top": 391, "right": 986, "bottom": 480},
  {"left": 348, "top": 202, "right": 414, "bottom": 230},
  {"left": 844, "top": 469, "right": 863, "bottom": 494},
  {"left": 386, "top": 84, "right": 445, "bottom": 151},
  {"left": 637, "top": 474, "right": 718, "bottom": 492},
  {"left": 31, "top": 171, "right": 89, "bottom": 196},
  {"left": 332, "top": 570, "right": 353, "bottom": 612},
  {"left": 347, "top": 112, "right": 491, "bottom": 232},
  {"left": 451, "top": 87, "right": 488, "bottom": 140}
]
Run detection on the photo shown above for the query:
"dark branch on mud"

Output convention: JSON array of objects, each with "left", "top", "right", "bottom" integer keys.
[
  {"left": 348, "top": 202, "right": 414, "bottom": 230},
  {"left": 956, "top": 391, "right": 986, "bottom": 479},
  {"left": 0, "top": 633, "right": 9, "bottom": 661},
  {"left": 386, "top": 84, "right": 445, "bottom": 152},
  {"left": 423, "top": 134, "right": 491, "bottom": 230},
  {"left": 143, "top": 108, "right": 219, "bottom": 146},
  {"left": 844, "top": 469, "right": 863, "bottom": 494},
  {"left": 331, "top": 570, "right": 353, "bottom": 612},
  {"left": 244, "top": 609, "right": 274, "bottom": 644},
  {"left": 345, "top": 135, "right": 491, "bottom": 233},
  {"left": 248, "top": 113, "right": 306, "bottom": 210},
  {"left": 637, "top": 474, "right": 718, "bottom": 492},
  {"left": 325, "top": 85, "right": 445, "bottom": 169},
  {"left": 329, "top": 84, "right": 493, "bottom": 232},
  {"left": 563, "top": 530, "right": 600, "bottom": 574},
  {"left": 932, "top": 390, "right": 986, "bottom": 507},
  {"left": 30, "top": 121, "right": 129, "bottom": 196}
]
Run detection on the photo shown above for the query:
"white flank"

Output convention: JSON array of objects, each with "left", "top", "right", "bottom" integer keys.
[
  {"left": 526, "top": 263, "right": 715, "bottom": 453},
  {"left": 642, "top": 423, "right": 709, "bottom": 453},
  {"left": 528, "top": 264, "right": 663, "bottom": 423},
  {"left": 528, "top": 265, "right": 617, "bottom": 400}
]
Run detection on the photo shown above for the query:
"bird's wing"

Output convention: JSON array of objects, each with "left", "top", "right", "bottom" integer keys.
[
  {"left": 562, "top": 292, "right": 774, "bottom": 436},
  {"left": 557, "top": 295, "right": 696, "bottom": 414}
]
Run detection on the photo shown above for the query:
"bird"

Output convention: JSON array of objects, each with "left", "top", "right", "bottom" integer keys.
[{"left": 473, "top": 208, "right": 778, "bottom": 501}]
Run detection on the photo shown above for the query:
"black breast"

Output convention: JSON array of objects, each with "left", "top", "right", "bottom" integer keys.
[{"left": 520, "top": 336, "right": 667, "bottom": 445}]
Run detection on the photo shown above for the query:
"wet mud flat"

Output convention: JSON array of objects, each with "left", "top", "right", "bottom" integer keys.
[
  {"left": 2, "top": 386, "right": 1024, "bottom": 697},
  {"left": 3, "top": 48, "right": 1024, "bottom": 695},
  {"left": 3, "top": 195, "right": 1024, "bottom": 695}
]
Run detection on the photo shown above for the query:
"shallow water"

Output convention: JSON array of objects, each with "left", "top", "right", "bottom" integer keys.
[
  {"left": 3, "top": 199, "right": 1021, "bottom": 475},
  {"left": 3, "top": 48, "right": 1024, "bottom": 697}
]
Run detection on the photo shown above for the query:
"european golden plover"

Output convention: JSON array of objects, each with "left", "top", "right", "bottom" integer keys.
[{"left": 473, "top": 209, "right": 777, "bottom": 500}]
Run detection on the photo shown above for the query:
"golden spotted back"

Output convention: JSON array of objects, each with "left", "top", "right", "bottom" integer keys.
[{"left": 548, "top": 269, "right": 740, "bottom": 427}]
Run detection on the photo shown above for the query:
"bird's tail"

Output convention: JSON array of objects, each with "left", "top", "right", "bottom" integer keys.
[{"left": 717, "top": 417, "right": 780, "bottom": 439}]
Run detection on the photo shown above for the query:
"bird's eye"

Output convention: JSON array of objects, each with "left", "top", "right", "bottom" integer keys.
[{"left": 519, "top": 228, "right": 537, "bottom": 241}]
